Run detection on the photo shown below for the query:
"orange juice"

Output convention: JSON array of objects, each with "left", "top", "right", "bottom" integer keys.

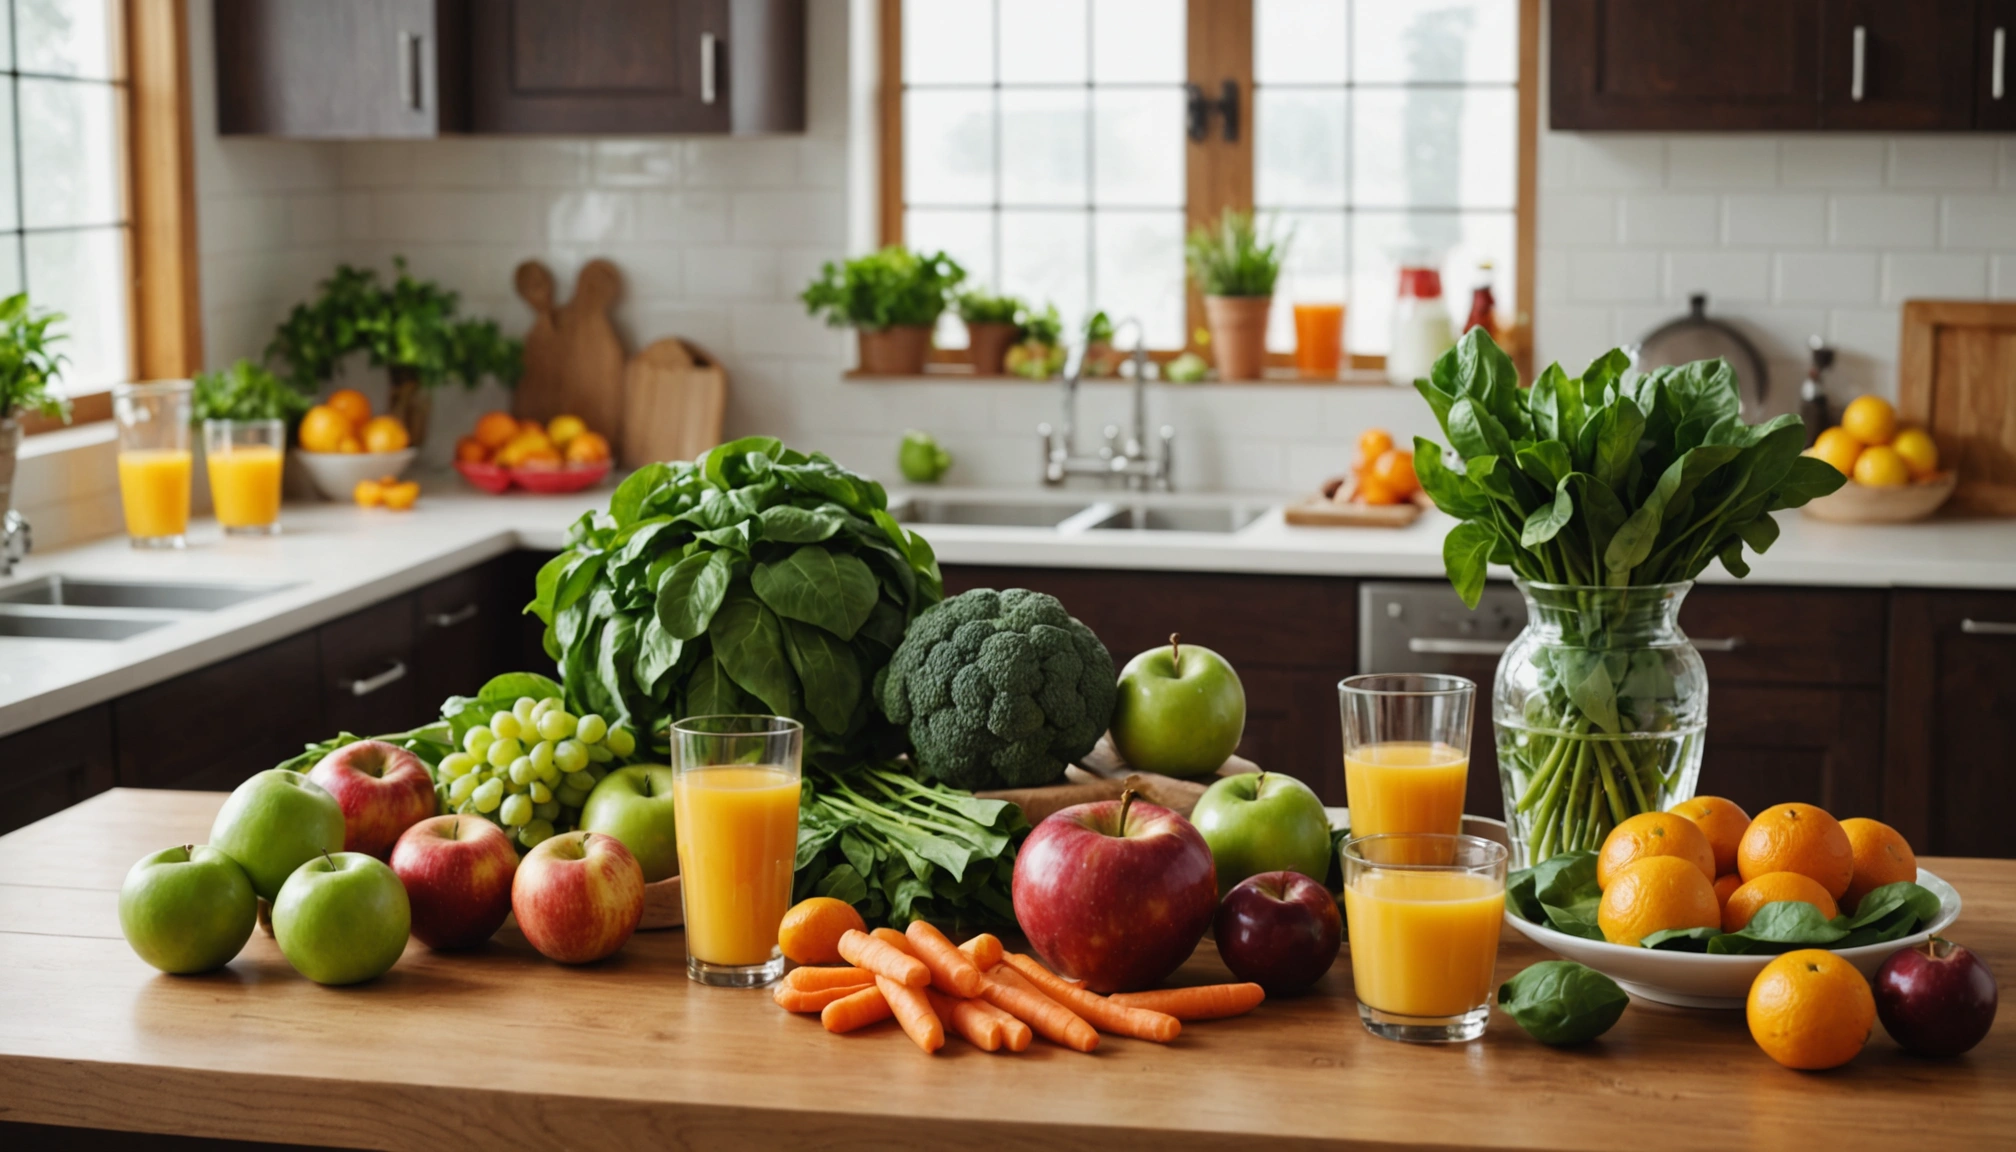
[
  {"left": 673, "top": 765, "right": 801, "bottom": 966},
  {"left": 1345, "top": 741, "right": 1468, "bottom": 837},
  {"left": 1344, "top": 868, "right": 1504, "bottom": 1018},
  {"left": 206, "top": 446, "right": 283, "bottom": 530},
  {"left": 117, "top": 450, "right": 192, "bottom": 540},
  {"left": 1292, "top": 302, "right": 1345, "bottom": 377}
]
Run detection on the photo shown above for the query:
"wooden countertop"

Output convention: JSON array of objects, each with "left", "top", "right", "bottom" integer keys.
[{"left": 2, "top": 789, "right": 2009, "bottom": 1151}]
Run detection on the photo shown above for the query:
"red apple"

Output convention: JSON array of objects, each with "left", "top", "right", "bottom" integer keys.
[
  {"left": 1012, "top": 791, "right": 1217, "bottom": 993},
  {"left": 309, "top": 740, "right": 439, "bottom": 858},
  {"left": 511, "top": 830, "right": 644, "bottom": 964},
  {"left": 390, "top": 815, "right": 519, "bottom": 950},
  {"left": 1214, "top": 870, "right": 1341, "bottom": 996},
  {"left": 1875, "top": 937, "right": 1998, "bottom": 1056}
]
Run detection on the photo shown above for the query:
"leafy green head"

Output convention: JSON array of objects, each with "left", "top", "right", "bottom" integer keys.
[
  {"left": 1185, "top": 210, "right": 1291, "bottom": 298},
  {"left": 192, "top": 359, "right": 312, "bottom": 424},
  {"left": 0, "top": 292, "right": 67, "bottom": 424},
  {"left": 801, "top": 246, "right": 965, "bottom": 331}
]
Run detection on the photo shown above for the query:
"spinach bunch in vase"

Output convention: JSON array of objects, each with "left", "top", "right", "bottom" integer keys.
[{"left": 1413, "top": 331, "right": 1845, "bottom": 866}]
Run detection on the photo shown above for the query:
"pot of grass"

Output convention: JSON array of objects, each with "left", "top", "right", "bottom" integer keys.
[
  {"left": 1187, "top": 211, "right": 1289, "bottom": 382},
  {"left": 957, "top": 290, "right": 1023, "bottom": 376},
  {"left": 802, "top": 246, "right": 965, "bottom": 376}
]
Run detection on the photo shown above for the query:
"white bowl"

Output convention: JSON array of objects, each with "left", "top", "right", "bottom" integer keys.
[{"left": 294, "top": 448, "right": 417, "bottom": 501}]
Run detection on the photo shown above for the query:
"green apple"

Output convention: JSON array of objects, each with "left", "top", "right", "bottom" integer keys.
[
  {"left": 1191, "top": 771, "right": 1334, "bottom": 895},
  {"left": 1110, "top": 634, "right": 1245, "bottom": 777},
  {"left": 210, "top": 769, "right": 347, "bottom": 900},
  {"left": 118, "top": 845, "right": 257, "bottom": 974},
  {"left": 579, "top": 765, "right": 679, "bottom": 883},
  {"left": 272, "top": 852, "right": 411, "bottom": 985}
]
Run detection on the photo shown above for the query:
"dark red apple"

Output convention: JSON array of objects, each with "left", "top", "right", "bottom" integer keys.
[
  {"left": 1214, "top": 870, "right": 1342, "bottom": 996},
  {"left": 391, "top": 815, "right": 519, "bottom": 950},
  {"left": 1875, "top": 937, "right": 1998, "bottom": 1056},
  {"left": 309, "top": 740, "right": 439, "bottom": 858},
  {"left": 1012, "top": 790, "right": 1217, "bottom": 993}
]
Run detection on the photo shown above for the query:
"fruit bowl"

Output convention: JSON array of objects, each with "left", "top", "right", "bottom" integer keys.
[
  {"left": 1801, "top": 472, "right": 1957, "bottom": 524},
  {"left": 1503, "top": 869, "right": 1961, "bottom": 1010},
  {"left": 454, "top": 458, "right": 611, "bottom": 495},
  {"left": 295, "top": 448, "right": 417, "bottom": 501}
]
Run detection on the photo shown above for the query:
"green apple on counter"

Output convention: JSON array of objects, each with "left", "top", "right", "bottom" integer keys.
[
  {"left": 1190, "top": 770, "right": 1334, "bottom": 895},
  {"left": 118, "top": 845, "right": 258, "bottom": 974},
  {"left": 209, "top": 769, "right": 347, "bottom": 900},
  {"left": 272, "top": 851, "right": 412, "bottom": 985},
  {"left": 579, "top": 765, "right": 679, "bottom": 883},
  {"left": 1110, "top": 634, "right": 1246, "bottom": 778}
]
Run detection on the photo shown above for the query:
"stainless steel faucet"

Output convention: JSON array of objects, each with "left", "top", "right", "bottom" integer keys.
[
  {"left": 2, "top": 510, "right": 28, "bottom": 578},
  {"left": 1037, "top": 318, "right": 1174, "bottom": 491}
]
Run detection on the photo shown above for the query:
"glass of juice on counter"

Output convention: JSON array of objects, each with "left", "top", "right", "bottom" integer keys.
[
  {"left": 203, "top": 419, "right": 285, "bottom": 535},
  {"left": 112, "top": 381, "right": 194, "bottom": 549},
  {"left": 1292, "top": 302, "right": 1345, "bottom": 378},
  {"left": 1342, "top": 832, "right": 1508, "bottom": 1042},
  {"left": 671, "top": 715, "right": 803, "bottom": 987},
  {"left": 1340, "top": 673, "right": 1474, "bottom": 838}
]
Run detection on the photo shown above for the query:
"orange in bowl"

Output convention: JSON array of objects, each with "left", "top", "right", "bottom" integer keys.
[
  {"left": 362, "top": 415, "right": 409, "bottom": 453},
  {"left": 1738, "top": 803, "right": 1855, "bottom": 899},
  {"left": 1597, "top": 855, "right": 1722, "bottom": 947},
  {"left": 326, "top": 387, "right": 372, "bottom": 428},
  {"left": 1839, "top": 817, "right": 1917, "bottom": 909},
  {"left": 565, "top": 430, "right": 611, "bottom": 465},
  {"left": 473, "top": 410, "right": 521, "bottom": 449},
  {"left": 1721, "top": 871, "right": 1839, "bottom": 933},
  {"left": 1669, "top": 795, "right": 1751, "bottom": 878},
  {"left": 298, "top": 404, "right": 353, "bottom": 454},
  {"left": 1597, "top": 811, "right": 1717, "bottom": 890}
]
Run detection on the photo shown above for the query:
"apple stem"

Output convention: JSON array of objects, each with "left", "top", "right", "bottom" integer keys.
[
  {"left": 1117, "top": 787, "right": 1138, "bottom": 837},
  {"left": 1169, "top": 633, "right": 1181, "bottom": 674}
]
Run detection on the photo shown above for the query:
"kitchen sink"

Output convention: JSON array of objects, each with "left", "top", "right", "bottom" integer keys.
[
  {"left": 0, "top": 611, "right": 171, "bottom": 641},
  {"left": 1084, "top": 502, "right": 1268, "bottom": 533},
  {"left": 0, "top": 576, "right": 291, "bottom": 612},
  {"left": 891, "top": 499, "right": 1093, "bottom": 528}
]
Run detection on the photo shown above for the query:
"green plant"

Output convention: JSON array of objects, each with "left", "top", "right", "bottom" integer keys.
[
  {"left": 1496, "top": 961, "right": 1629, "bottom": 1045},
  {"left": 801, "top": 246, "right": 965, "bottom": 331},
  {"left": 0, "top": 292, "right": 67, "bottom": 423},
  {"left": 1019, "top": 303, "right": 1063, "bottom": 348},
  {"left": 956, "top": 290, "right": 1023, "bottom": 326},
  {"left": 1084, "top": 310, "right": 1115, "bottom": 345},
  {"left": 877, "top": 587, "right": 1117, "bottom": 791},
  {"left": 267, "top": 258, "right": 522, "bottom": 391},
  {"left": 192, "top": 359, "right": 312, "bottom": 424},
  {"left": 1185, "top": 210, "right": 1290, "bottom": 298}
]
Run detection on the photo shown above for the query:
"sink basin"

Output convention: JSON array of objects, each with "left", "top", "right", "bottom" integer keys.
[
  {"left": 0, "top": 576, "right": 290, "bottom": 612},
  {"left": 892, "top": 499, "right": 1092, "bottom": 528},
  {"left": 0, "top": 611, "right": 170, "bottom": 641},
  {"left": 1085, "top": 503, "right": 1267, "bottom": 533}
]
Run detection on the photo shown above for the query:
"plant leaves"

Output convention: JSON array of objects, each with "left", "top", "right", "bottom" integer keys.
[
  {"left": 782, "top": 618, "right": 862, "bottom": 734},
  {"left": 1413, "top": 439, "right": 1491, "bottom": 519},
  {"left": 1442, "top": 520, "right": 1499, "bottom": 610},
  {"left": 757, "top": 504, "right": 845, "bottom": 543},
  {"left": 1448, "top": 397, "right": 1514, "bottom": 462},
  {"left": 751, "top": 546, "right": 880, "bottom": 641},
  {"left": 633, "top": 620, "right": 685, "bottom": 697},
  {"left": 1498, "top": 961, "right": 1628, "bottom": 1045},
  {"left": 1521, "top": 480, "right": 1575, "bottom": 548},
  {"left": 683, "top": 651, "right": 754, "bottom": 717},
  {"left": 707, "top": 590, "right": 800, "bottom": 716},
  {"left": 656, "top": 550, "right": 734, "bottom": 640},
  {"left": 609, "top": 462, "right": 669, "bottom": 527}
]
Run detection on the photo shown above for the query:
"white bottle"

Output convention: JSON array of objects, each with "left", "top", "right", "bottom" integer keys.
[{"left": 1387, "top": 265, "right": 1455, "bottom": 388}]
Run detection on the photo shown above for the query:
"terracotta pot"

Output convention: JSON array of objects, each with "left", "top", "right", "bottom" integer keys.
[
  {"left": 386, "top": 367, "right": 432, "bottom": 446},
  {"left": 0, "top": 418, "right": 18, "bottom": 518},
  {"left": 1204, "top": 295, "right": 1273, "bottom": 382},
  {"left": 965, "top": 321, "right": 1019, "bottom": 376},
  {"left": 857, "top": 325, "right": 932, "bottom": 375}
]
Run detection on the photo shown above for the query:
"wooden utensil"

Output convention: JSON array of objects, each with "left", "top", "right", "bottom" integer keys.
[
  {"left": 1283, "top": 496, "right": 1424, "bottom": 528},
  {"left": 1899, "top": 299, "right": 2016, "bottom": 515},
  {"left": 512, "top": 259, "right": 627, "bottom": 446},
  {"left": 621, "top": 338, "right": 727, "bottom": 466}
]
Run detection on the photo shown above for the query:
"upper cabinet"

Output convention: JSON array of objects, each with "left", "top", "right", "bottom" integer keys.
[
  {"left": 1551, "top": 0, "right": 1996, "bottom": 131},
  {"left": 216, "top": 0, "right": 805, "bottom": 138}
]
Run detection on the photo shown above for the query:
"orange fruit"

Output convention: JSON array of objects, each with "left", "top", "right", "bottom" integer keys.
[
  {"left": 297, "top": 404, "right": 352, "bottom": 453},
  {"left": 547, "top": 414, "right": 588, "bottom": 447},
  {"left": 1839, "top": 817, "right": 1917, "bottom": 910},
  {"left": 565, "top": 430, "right": 611, "bottom": 465},
  {"left": 454, "top": 435, "right": 489, "bottom": 463},
  {"left": 1714, "top": 873, "right": 1743, "bottom": 911},
  {"left": 380, "top": 481, "right": 420, "bottom": 511},
  {"left": 1738, "top": 803, "right": 1855, "bottom": 898},
  {"left": 352, "top": 478, "right": 384, "bottom": 508},
  {"left": 473, "top": 410, "right": 521, "bottom": 449},
  {"left": 1807, "top": 427, "right": 1862, "bottom": 476},
  {"left": 1669, "top": 795, "right": 1751, "bottom": 877},
  {"left": 1889, "top": 427, "right": 1939, "bottom": 478},
  {"left": 1369, "top": 449, "right": 1418, "bottom": 497},
  {"left": 1596, "top": 811, "right": 1717, "bottom": 890},
  {"left": 1838, "top": 395, "right": 1897, "bottom": 447},
  {"left": 494, "top": 429, "right": 555, "bottom": 467},
  {"left": 1598, "top": 856, "right": 1723, "bottom": 947},
  {"left": 1722, "top": 871, "right": 1839, "bottom": 933},
  {"left": 336, "top": 433, "right": 364, "bottom": 454},
  {"left": 1746, "top": 949, "right": 1875, "bottom": 1070},
  {"left": 777, "top": 896, "right": 866, "bottom": 965},
  {"left": 518, "top": 448, "right": 563, "bottom": 469},
  {"left": 326, "top": 388, "right": 372, "bottom": 428},
  {"left": 1852, "top": 444, "right": 1910, "bottom": 487},
  {"left": 1358, "top": 427, "right": 1394, "bottom": 463},
  {"left": 362, "top": 415, "right": 410, "bottom": 453}
]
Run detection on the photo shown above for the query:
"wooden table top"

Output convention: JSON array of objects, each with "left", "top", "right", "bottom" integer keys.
[{"left": 1, "top": 789, "right": 2009, "bottom": 1152}]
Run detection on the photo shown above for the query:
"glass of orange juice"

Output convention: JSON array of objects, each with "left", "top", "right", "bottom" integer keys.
[
  {"left": 1292, "top": 302, "right": 1345, "bottom": 378},
  {"left": 203, "top": 419, "right": 285, "bottom": 535},
  {"left": 1342, "top": 832, "right": 1508, "bottom": 1042},
  {"left": 1340, "top": 673, "right": 1474, "bottom": 838},
  {"left": 671, "top": 715, "right": 803, "bottom": 987},
  {"left": 112, "top": 381, "right": 194, "bottom": 549}
]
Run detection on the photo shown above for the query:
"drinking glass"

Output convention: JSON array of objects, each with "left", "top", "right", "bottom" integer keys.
[
  {"left": 670, "top": 715, "right": 803, "bottom": 987},
  {"left": 1292, "top": 302, "right": 1345, "bottom": 378},
  {"left": 1340, "top": 673, "right": 1475, "bottom": 838},
  {"left": 1342, "top": 832, "right": 1508, "bottom": 1043},
  {"left": 112, "top": 381, "right": 194, "bottom": 549},
  {"left": 203, "top": 419, "right": 285, "bottom": 535}
]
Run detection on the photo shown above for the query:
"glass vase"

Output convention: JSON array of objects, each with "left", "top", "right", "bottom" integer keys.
[{"left": 1494, "top": 581, "right": 1707, "bottom": 868}]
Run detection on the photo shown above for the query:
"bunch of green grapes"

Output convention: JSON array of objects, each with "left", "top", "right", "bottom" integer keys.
[{"left": 432, "top": 696, "right": 636, "bottom": 850}]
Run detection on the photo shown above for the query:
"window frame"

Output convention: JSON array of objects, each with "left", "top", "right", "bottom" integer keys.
[{"left": 878, "top": 0, "right": 1538, "bottom": 381}]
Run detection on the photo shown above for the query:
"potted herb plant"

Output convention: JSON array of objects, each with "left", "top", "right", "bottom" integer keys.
[
  {"left": 0, "top": 293, "right": 67, "bottom": 544},
  {"left": 1080, "top": 311, "right": 1120, "bottom": 378},
  {"left": 956, "top": 290, "right": 1024, "bottom": 376},
  {"left": 801, "top": 246, "right": 964, "bottom": 376},
  {"left": 1415, "top": 330, "right": 1845, "bottom": 866},
  {"left": 1004, "top": 304, "right": 1067, "bottom": 380},
  {"left": 1186, "top": 210, "right": 1289, "bottom": 381},
  {"left": 268, "top": 259, "right": 522, "bottom": 447}
]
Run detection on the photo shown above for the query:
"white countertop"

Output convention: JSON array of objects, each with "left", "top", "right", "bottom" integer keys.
[{"left": 1, "top": 476, "right": 2012, "bottom": 739}]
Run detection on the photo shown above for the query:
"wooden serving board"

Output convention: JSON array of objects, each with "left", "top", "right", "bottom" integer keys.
[
  {"left": 621, "top": 338, "right": 727, "bottom": 467},
  {"left": 513, "top": 259, "right": 627, "bottom": 446},
  {"left": 1284, "top": 494, "right": 1425, "bottom": 527},
  {"left": 1899, "top": 299, "right": 2016, "bottom": 515}
]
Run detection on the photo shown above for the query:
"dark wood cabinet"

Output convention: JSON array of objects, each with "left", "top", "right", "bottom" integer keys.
[
  {"left": 216, "top": 0, "right": 468, "bottom": 137},
  {"left": 412, "top": 556, "right": 515, "bottom": 710},
  {"left": 1977, "top": 0, "right": 2016, "bottom": 128},
  {"left": 0, "top": 707, "right": 115, "bottom": 836},
  {"left": 1886, "top": 590, "right": 2016, "bottom": 859},
  {"left": 113, "top": 635, "right": 324, "bottom": 792},
  {"left": 319, "top": 595, "right": 426, "bottom": 738},
  {"left": 1819, "top": 0, "right": 1977, "bottom": 129}
]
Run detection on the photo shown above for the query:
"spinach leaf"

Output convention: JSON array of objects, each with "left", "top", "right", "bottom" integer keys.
[
  {"left": 782, "top": 618, "right": 863, "bottom": 734},
  {"left": 708, "top": 589, "right": 800, "bottom": 717},
  {"left": 656, "top": 550, "right": 734, "bottom": 640},
  {"left": 751, "top": 545, "right": 880, "bottom": 641},
  {"left": 1498, "top": 961, "right": 1629, "bottom": 1045},
  {"left": 1442, "top": 520, "right": 1499, "bottom": 610}
]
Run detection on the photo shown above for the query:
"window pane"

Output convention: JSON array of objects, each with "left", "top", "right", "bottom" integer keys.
[
  {"left": 1092, "top": 88, "right": 1183, "bottom": 207},
  {"left": 1091, "top": 0, "right": 1183, "bottom": 83},
  {"left": 1255, "top": 89, "right": 1346, "bottom": 207},
  {"left": 1353, "top": 88, "right": 1515, "bottom": 209},
  {"left": 1001, "top": 89, "right": 1086, "bottom": 206},
  {"left": 907, "top": 209, "right": 995, "bottom": 347},
  {"left": 1354, "top": 0, "right": 1517, "bottom": 85},
  {"left": 905, "top": 0, "right": 994, "bottom": 86},
  {"left": 1255, "top": 0, "right": 1348, "bottom": 84},
  {"left": 1000, "top": 0, "right": 1087, "bottom": 84},
  {"left": 1264, "top": 212, "right": 1346, "bottom": 351},
  {"left": 1000, "top": 210, "right": 1088, "bottom": 331},
  {"left": 20, "top": 76, "right": 122, "bottom": 228},
  {"left": 1093, "top": 210, "right": 1184, "bottom": 348},
  {"left": 0, "top": 235, "right": 21, "bottom": 298},
  {"left": 1349, "top": 211, "right": 1513, "bottom": 356},
  {"left": 0, "top": 83, "right": 18, "bottom": 232},
  {"left": 17, "top": 0, "right": 119, "bottom": 80},
  {"left": 27, "top": 226, "right": 130, "bottom": 389},
  {"left": 905, "top": 90, "right": 994, "bottom": 206}
]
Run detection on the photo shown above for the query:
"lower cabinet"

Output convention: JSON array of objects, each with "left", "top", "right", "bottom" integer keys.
[
  {"left": 1887, "top": 589, "right": 2016, "bottom": 857},
  {"left": 0, "top": 706, "right": 116, "bottom": 835},
  {"left": 114, "top": 634, "right": 324, "bottom": 793}
]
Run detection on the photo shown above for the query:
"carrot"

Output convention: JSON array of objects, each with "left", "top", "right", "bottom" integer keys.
[
  {"left": 820, "top": 984, "right": 892, "bottom": 1034},
  {"left": 837, "top": 929, "right": 929, "bottom": 987},
  {"left": 876, "top": 975, "right": 945, "bottom": 1054},
  {"left": 783, "top": 965, "right": 875, "bottom": 992},
  {"left": 980, "top": 966, "right": 1099, "bottom": 1053},
  {"left": 964, "top": 994, "right": 1034, "bottom": 1052},
  {"left": 906, "top": 921, "right": 985, "bottom": 997},
  {"left": 1107, "top": 983, "right": 1267, "bottom": 1021},
  {"left": 870, "top": 926, "right": 913, "bottom": 952},
  {"left": 924, "top": 987, "right": 1003, "bottom": 1052},
  {"left": 957, "top": 932, "right": 1005, "bottom": 972},
  {"left": 773, "top": 982, "right": 873, "bottom": 1013},
  {"left": 1001, "top": 952, "right": 1181, "bottom": 1043}
]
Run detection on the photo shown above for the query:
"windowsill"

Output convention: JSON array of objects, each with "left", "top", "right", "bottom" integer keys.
[
  {"left": 844, "top": 366, "right": 1398, "bottom": 387},
  {"left": 18, "top": 419, "right": 117, "bottom": 459}
]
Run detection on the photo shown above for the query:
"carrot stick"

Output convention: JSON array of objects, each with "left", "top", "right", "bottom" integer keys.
[
  {"left": 876, "top": 975, "right": 945, "bottom": 1054},
  {"left": 957, "top": 932, "right": 1004, "bottom": 972},
  {"left": 871, "top": 926, "right": 913, "bottom": 952},
  {"left": 783, "top": 965, "right": 876, "bottom": 992},
  {"left": 924, "top": 987, "right": 1003, "bottom": 1052},
  {"left": 820, "top": 984, "right": 892, "bottom": 1034},
  {"left": 837, "top": 929, "right": 929, "bottom": 987},
  {"left": 907, "top": 921, "right": 985, "bottom": 997},
  {"left": 1001, "top": 952, "right": 1181, "bottom": 1043},
  {"left": 773, "top": 982, "right": 873, "bottom": 1013},
  {"left": 1107, "top": 983, "right": 1267, "bottom": 1021},
  {"left": 980, "top": 966, "right": 1099, "bottom": 1053},
  {"left": 964, "top": 994, "right": 1034, "bottom": 1052}
]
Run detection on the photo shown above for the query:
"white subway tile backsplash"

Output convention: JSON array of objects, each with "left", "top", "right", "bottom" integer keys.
[
  {"left": 1942, "top": 194, "right": 2016, "bottom": 248},
  {"left": 545, "top": 191, "right": 636, "bottom": 243},
  {"left": 1829, "top": 194, "right": 1937, "bottom": 247},
  {"left": 634, "top": 192, "right": 734, "bottom": 244},
  {"left": 1568, "top": 251, "right": 1661, "bottom": 302},
  {"left": 1569, "top": 137, "right": 1666, "bottom": 189},
  {"left": 1665, "top": 251, "right": 1771, "bottom": 301},
  {"left": 1532, "top": 304, "right": 1616, "bottom": 368},
  {"left": 1775, "top": 253, "right": 1880, "bottom": 304},
  {"left": 1724, "top": 195, "right": 1827, "bottom": 246},
  {"left": 1781, "top": 138, "right": 1887, "bottom": 189},
  {"left": 731, "top": 302, "right": 844, "bottom": 358},
  {"left": 679, "top": 139, "right": 801, "bottom": 188},
  {"left": 1666, "top": 139, "right": 1777, "bottom": 188},
  {"left": 1827, "top": 307, "right": 1902, "bottom": 368},
  {"left": 1881, "top": 253, "right": 1988, "bottom": 303},
  {"left": 1620, "top": 194, "right": 1719, "bottom": 245},
  {"left": 503, "top": 141, "right": 592, "bottom": 188},
  {"left": 1728, "top": 307, "right": 1829, "bottom": 362},
  {"left": 683, "top": 247, "right": 779, "bottom": 299},
  {"left": 1537, "top": 192, "right": 1618, "bottom": 247},
  {"left": 591, "top": 141, "right": 684, "bottom": 186},
  {"left": 1888, "top": 138, "right": 1998, "bottom": 189},
  {"left": 732, "top": 190, "right": 848, "bottom": 246},
  {"left": 1992, "top": 254, "right": 2016, "bottom": 298}
]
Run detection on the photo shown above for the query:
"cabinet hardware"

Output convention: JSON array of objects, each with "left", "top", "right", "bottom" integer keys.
[
  {"left": 1962, "top": 618, "right": 2016, "bottom": 636},
  {"left": 1407, "top": 638, "right": 1509, "bottom": 657},
  {"left": 1691, "top": 637, "right": 1745, "bottom": 652},
  {"left": 1996, "top": 28, "right": 2007, "bottom": 100},
  {"left": 343, "top": 660, "right": 408, "bottom": 697},
  {"left": 701, "top": 32, "right": 718, "bottom": 104},
  {"left": 1185, "top": 80, "right": 1240, "bottom": 143},
  {"left": 426, "top": 603, "right": 480, "bottom": 629},
  {"left": 1851, "top": 25, "right": 1867, "bottom": 102},
  {"left": 400, "top": 32, "right": 424, "bottom": 112}
]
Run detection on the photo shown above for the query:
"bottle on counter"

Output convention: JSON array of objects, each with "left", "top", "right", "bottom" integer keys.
[
  {"left": 1463, "top": 261, "right": 1498, "bottom": 339},
  {"left": 1387, "top": 262, "right": 1454, "bottom": 388},
  {"left": 1800, "top": 336, "right": 1834, "bottom": 448}
]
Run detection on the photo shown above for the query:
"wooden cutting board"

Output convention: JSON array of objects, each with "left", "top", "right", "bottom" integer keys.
[
  {"left": 1899, "top": 299, "right": 2016, "bottom": 515},
  {"left": 512, "top": 259, "right": 627, "bottom": 446},
  {"left": 621, "top": 338, "right": 727, "bottom": 466}
]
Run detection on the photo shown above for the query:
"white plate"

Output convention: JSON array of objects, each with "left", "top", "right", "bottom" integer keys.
[{"left": 295, "top": 448, "right": 417, "bottom": 501}]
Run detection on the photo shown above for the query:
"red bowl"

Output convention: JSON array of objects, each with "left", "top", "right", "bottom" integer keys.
[
  {"left": 512, "top": 460, "right": 611, "bottom": 494},
  {"left": 454, "top": 459, "right": 514, "bottom": 494}
]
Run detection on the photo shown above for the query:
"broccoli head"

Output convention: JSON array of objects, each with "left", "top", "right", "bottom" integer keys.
[{"left": 878, "top": 588, "right": 1116, "bottom": 790}]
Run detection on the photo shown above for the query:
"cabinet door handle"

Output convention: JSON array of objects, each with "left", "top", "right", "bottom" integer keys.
[
  {"left": 1691, "top": 637, "right": 1746, "bottom": 652},
  {"left": 1406, "top": 638, "right": 1510, "bottom": 657},
  {"left": 701, "top": 32, "right": 718, "bottom": 104},
  {"left": 1995, "top": 28, "right": 2007, "bottom": 100},
  {"left": 343, "top": 660, "right": 408, "bottom": 697},
  {"left": 1851, "top": 25, "right": 1867, "bottom": 102},
  {"left": 426, "top": 603, "right": 480, "bottom": 629},
  {"left": 401, "top": 32, "right": 424, "bottom": 111},
  {"left": 1962, "top": 618, "right": 2016, "bottom": 636}
]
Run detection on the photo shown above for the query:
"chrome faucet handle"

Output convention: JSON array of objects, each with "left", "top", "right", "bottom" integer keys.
[
  {"left": 1100, "top": 424, "right": 1122, "bottom": 460},
  {"left": 2, "top": 509, "right": 29, "bottom": 577},
  {"left": 1157, "top": 425, "right": 1175, "bottom": 491}
]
